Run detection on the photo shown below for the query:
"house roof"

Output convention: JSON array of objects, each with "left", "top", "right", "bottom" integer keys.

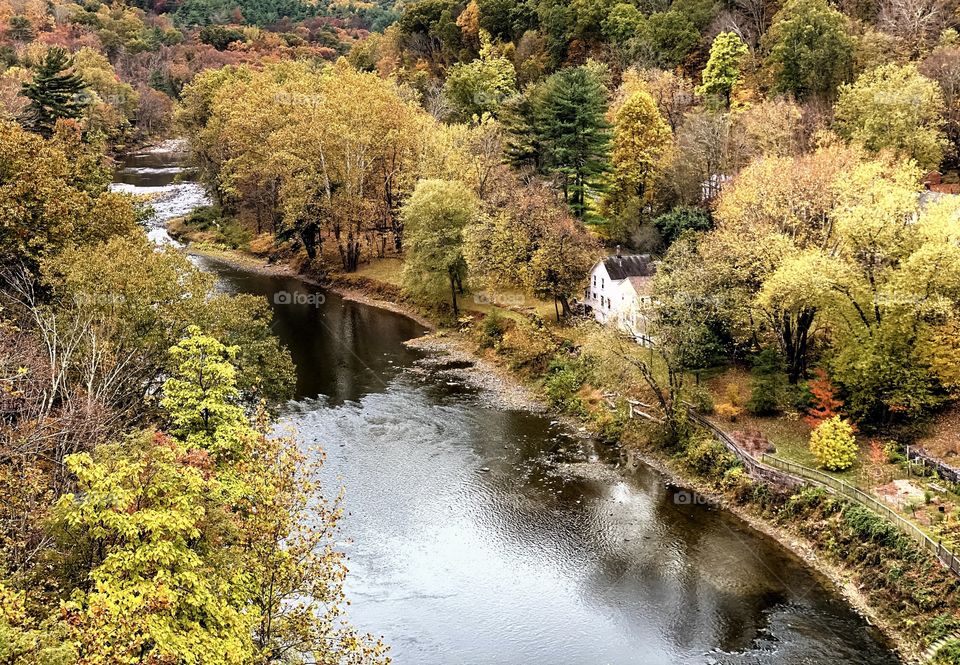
[
  {"left": 601, "top": 254, "right": 655, "bottom": 281},
  {"left": 625, "top": 275, "right": 653, "bottom": 294}
]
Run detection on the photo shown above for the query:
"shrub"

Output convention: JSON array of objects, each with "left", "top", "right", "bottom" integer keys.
[
  {"left": 783, "top": 486, "right": 831, "bottom": 517},
  {"left": 933, "top": 639, "right": 960, "bottom": 665},
  {"left": 685, "top": 433, "right": 739, "bottom": 477},
  {"left": 715, "top": 402, "right": 742, "bottom": 422},
  {"left": 809, "top": 416, "right": 859, "bottom": 471},
  {"left": 687, "top": 384, "right": 715, "bottom": 414},
  {"left": 842, "top": 503, "right": 911, "bottom": 553},
  {"left": 478, "top": 309, "right": 510, "bottom": 349},
  {"left": 543, "top": 356, "right": 590, "bottom": 412},
  {"left": 653, "top": 206, "right": 713, "bottom": 245}
]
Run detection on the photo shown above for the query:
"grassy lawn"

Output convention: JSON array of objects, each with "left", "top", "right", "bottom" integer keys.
[{"left": 343, "top": 256, "right": 559, "bottom": 322}]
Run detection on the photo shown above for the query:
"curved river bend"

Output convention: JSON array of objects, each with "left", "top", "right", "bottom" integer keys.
[{"left": 114, "top": 147, "right": 899, "bottom": 665}]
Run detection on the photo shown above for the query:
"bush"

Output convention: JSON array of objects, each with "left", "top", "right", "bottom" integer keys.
[
  {"left": 783, "top": 486, "right": 831, "bottom": 517},
  {"left": 842, "top": 503, "right": 910, "bottom": 552},
  {"left": 934, "top": 640, "right": 960, "bottom": 665},
  {"left": 478, "top": 310, "right": 510, "bottom": 349},
  {"left": 715, "top": 402, "right": 742, "bottom": 422},
  {"left": 543, "top": 356, "right": 590, "bottom": 413},
  {"left": 687, "top": 384, "right": 714, "bottom": 414},
  {"left": 183, "top": 205, "right": 220, "bottom": 231},
  {"left": 685, "top": 433, "right": 739, "bottom": 477},
  {"left": 809, "top": 416, "right": 859, "bottom": 471},
  {"left": 653, "top": 206, "right": 713, "bottom": 245}
]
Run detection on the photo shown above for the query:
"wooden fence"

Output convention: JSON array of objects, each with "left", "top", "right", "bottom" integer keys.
[{"left": 686, "top": 407, "right": 960, "bottom": 578}]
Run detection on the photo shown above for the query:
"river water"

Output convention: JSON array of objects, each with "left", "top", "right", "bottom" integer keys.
[{"left": 113, "top": 147, "right": 900, "bottom": 665}]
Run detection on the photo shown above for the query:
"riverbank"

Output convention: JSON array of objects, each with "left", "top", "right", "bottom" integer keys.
[{"left": 172, "top": 242, "right": 943, "bottom": 663}]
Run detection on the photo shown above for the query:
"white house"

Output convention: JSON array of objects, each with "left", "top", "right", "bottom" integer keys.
[{"left": 583, "top": 251, "right": 656, "bottom": 345}]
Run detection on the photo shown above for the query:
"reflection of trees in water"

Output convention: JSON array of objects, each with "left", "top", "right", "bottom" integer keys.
[
  {"left": 414, "top": 401, "right": 858, "bottom": 659},
  {"left": 208, "top": 264, "right": 425, "bottom": 402}
]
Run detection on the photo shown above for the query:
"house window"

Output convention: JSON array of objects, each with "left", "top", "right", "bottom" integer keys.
[
  {"left": 600, "top": 296, "right": 604, "bottom": 307},
  {"left": 607, "top": 300, "right": 611, "bottom": 310},
  {"left": 601, "top": 278, "right": 605, "bottom": 288},
  {"left": 592, "top": 292, "right": 597, "bottom": 300},
  {"left": 593, "top": 275, "right": 596, "bottom": 286}
]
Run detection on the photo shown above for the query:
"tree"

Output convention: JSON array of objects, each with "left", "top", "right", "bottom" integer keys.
[
  {"left": 803, "top": 368, "right": 844, "bottom": 427},
  {"left": 601, "top": 3, "right": 643, "bottom": 45},
  {"left": 653, "top": 206, "right": 712, "bottom": 245},
  {"left": 763, "top": 0, "right": 854, "bottom": 100},
  {"left": 639, "top": 11, "right": 700, "bottom": 69},
  {"left": 0, "top": 121, "right": 135, "bottom": 271},
  {"left": 43, "top": 234, "right": 295, "bottom": 412},
  {"left": 464, "top": 182, "right": 599, "bottom": 319},
  {"left": 534, "top": 66, "right": 612, "bottom": 219},
  {"left": 443, "top": 31, "right": 517, "bottom": 120},
  {"left": 401, "top": 179, "right": 480, "bottom": 317},
  {"left": 50, "top": 330, "right": 389, "bottom": 664},
  {"left": 920, "top": 45, "right": 960, "bottom": 167},
  {"left": 834, "top": 63, "right": 947, "bottom": 171},
  {"left": 19, "top": 47, "right": 89, "bottom": 137},
  {"left": 878, "top": 0, "right": 948, "bottom": 57},
  {"left": 160, "top": 326, "right": 247, "bottom": 455},
  {"left": 809, "top": 415, "right": 858, "bottom": 470},
  {"left": 611, "top": 89, "right": 672, "bottom": 204},
  {"left": 697, "top": 32, "right": 749, "bottom": 107},
  {"left": 746, "top": 347, "right": 788, "bottom": 415},
  {"left": 7, "top": 15, "right": 34, "bottom": 41}
]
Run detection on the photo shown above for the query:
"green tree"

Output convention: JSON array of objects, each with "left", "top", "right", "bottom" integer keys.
[
  {"left": 834, "top": 63, "right": 947, "bottom": 171},
  {"left": 160, "top": 326, "right": 247, "bottom": 456},
  {"left": 763, "top": 0, "right": 854, "bottom": 100},
  {"left": 535, "top": 66, "right": 612, "bottom": 219},
  {"left": 653, "top": 206, "right": 713, "bottom": 245},
  {"left": 19, "top": 47, "right": 89, "bottom": 137},
  {"left": 464, "top": 183, "right": 598, "bottom": 319},
  {"left": 601, "top": 3, "right": 643, "bottom": 45},
  {"left": 443, "top": 31, "right": 517, "bottom": 120},
  {"left": 697, "top": 32, "right": 749, "bottom": 107},
  {"left": 7, "top": 16, "right": 35, "bottom": 41},
  {"left": 746, "top": 347, "right": 788, "bottom": 415},
  {"left": 641, "top": 11, "right": 700, "bottom": 69},
  {"left": 401, "top": 179, "right": 480, "bottom": 317}
]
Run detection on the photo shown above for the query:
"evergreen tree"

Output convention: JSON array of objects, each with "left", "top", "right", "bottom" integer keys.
[
  {"left": 536, "top": 66, "right": 612, "bottom": 220},
  {"left": 7, "top": 15, "right": 35, "bottom": 41},
  {"left": 19, "top": 47, "right": 88, "bottom": 137}
]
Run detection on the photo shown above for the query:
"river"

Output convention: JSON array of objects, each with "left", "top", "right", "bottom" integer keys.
[{"left": 113, "top": 145, "right": 900, "bottom": 665}]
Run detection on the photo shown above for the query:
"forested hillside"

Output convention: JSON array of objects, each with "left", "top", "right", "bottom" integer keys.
[{"left": 6, "top": 0, "right": 960, "bottom": 661}]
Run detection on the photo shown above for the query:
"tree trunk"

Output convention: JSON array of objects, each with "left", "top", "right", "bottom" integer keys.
[{"left": 449, "top": 271, "right": 459, "bottom": 318}]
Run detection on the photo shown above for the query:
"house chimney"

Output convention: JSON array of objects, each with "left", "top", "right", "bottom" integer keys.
[{"left": 616, "top": 245, "right": 621, "bottom": 257}]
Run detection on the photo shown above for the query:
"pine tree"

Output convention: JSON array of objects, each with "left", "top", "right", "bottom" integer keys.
[
  {"left": 19, "top": 47, "right": 88, "bottom": 137},
  {"left": 536, "top": 66, "right": 612, "bottom": 220}
]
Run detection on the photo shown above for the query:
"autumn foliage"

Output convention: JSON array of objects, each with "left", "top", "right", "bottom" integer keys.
[{"left": 804, "top": 369, "right": 845, "bottom": 428}]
